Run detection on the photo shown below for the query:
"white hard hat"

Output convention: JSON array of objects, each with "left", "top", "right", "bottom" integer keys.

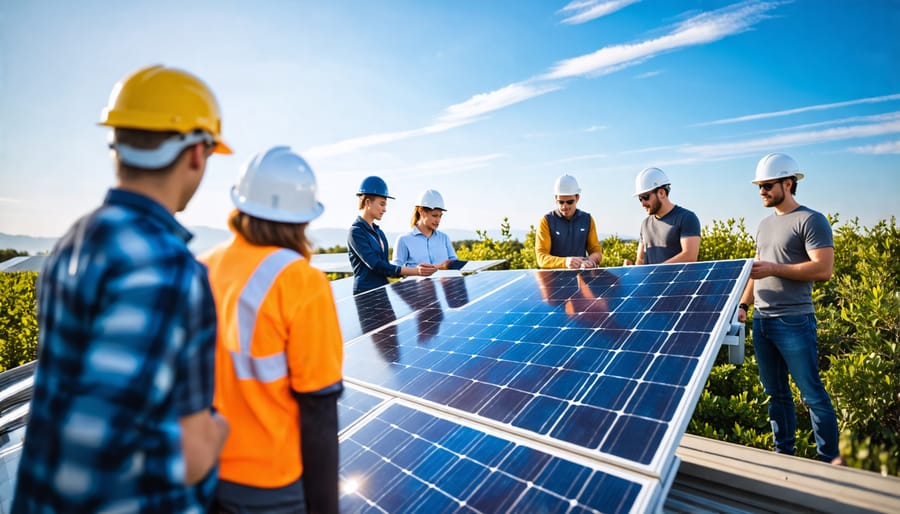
[
  {"left": 554, "top": 174, "right": 581, "bottom": 196},
  {"left": 231, "top": 146, "right": 324, "bottom": 223},
  {"left": 753, "top": 153, "right": 804, "bottom": 184},
  {"left": 634, "top": 167, "right": 670, "bottom": 196},
  {"left": 416, "top": 189, "right": 446, "bottom": 210}
]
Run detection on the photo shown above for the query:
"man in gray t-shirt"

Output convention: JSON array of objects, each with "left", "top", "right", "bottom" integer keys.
[
  {"left": 628, "top": 167, "right": 701, "bottom": 265},
  {"left": 738, "top": 153, "right": 840, "bottom": 464}
]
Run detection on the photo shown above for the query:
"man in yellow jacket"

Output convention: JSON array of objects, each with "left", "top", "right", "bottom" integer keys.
[{"left": 535, "top": 174, "right": 603, "bottom": 269}]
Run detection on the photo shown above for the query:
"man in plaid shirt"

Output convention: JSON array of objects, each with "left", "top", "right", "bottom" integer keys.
[{"left": 12, "top": 65, "right": 232, "bottom": 513}]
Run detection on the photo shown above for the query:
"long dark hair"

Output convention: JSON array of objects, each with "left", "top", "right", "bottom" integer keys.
[{"left": 228, "top": 209, "right": 311, "bottom": 259}]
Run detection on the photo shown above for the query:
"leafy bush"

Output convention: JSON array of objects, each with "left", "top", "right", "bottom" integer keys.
[
  {"left": 3, "top": 216, "right": 898, "bottom": 475},
  {"left": 458, "top": 215, "right": 899, "bottom": 475},
  {"left": 696, "top": 218, "right": 755, "bottom": 261},
  {"left": 1, "top": 249, "right": 28, "bottom": 263},
  {"left": 0, "top": 272, "right": 39, "bottom": 372},
  {"left": 689, "top": 215, "right": 899, "bottom": 474},
  {"left": 455, "top": 217, "right": 536, "bottom": 270},
  {"left": 597, "top": 235, "right": 637, "bottom": 268}
]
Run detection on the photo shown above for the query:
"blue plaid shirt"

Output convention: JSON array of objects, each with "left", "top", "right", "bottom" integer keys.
[{"left": 12, "top": 189, "right": 218, "bottom": 513}]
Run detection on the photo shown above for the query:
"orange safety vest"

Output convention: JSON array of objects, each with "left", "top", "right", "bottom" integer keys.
[{"left": 201, "top": 234, "right": 343, "bottom": 487}]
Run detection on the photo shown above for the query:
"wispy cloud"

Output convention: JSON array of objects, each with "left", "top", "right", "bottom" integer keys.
[
  {"left": 695, "top": 93, "right": 900, "bottom": 126},
  {"left": 558, "top": 0, "right": 640, "bottom": 25},
  {"left": 585, "top": 125, "right": 608, "bottom": 132},
  {"left": 329, "top": 153, "right": 507, "bottom": 180},
  {"left": 544, "top": 1, "right": 779, "bottom": 79},
  {"left": 621, "top": 143, "right": 686, "bottom": 155},
  {"left": 745, "top": 111, "right": 900, "bottom": 135},
  {"left": 0, "top": 197, "right": 23, "bottom": 204},
  {"left": 436, "top": 82, "right": 562, "bottom": 124},
  {"left": 306, "top": 1, "right": 779, "bottom": 159},
  {"left": 635, "top": 70, "right": 662, "bottom": 79},
  {"left": 304, "top": 119, "right": 472, "bottom": 159},
  {"left": 680, "top": 118, "right": 900, "bottom": 157},
  {"left": 547, "top": 153, "right": 609, "bottom": 164},
  {"left": 848, "top": 140, "right": 900, "bottom": 155}
]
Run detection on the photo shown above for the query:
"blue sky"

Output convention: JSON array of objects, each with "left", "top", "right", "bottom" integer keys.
[{"left": 1, "top": 0, "right": 898, "bottom": 243}]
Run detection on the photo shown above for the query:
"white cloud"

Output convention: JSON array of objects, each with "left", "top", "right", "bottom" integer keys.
[
  {"left": 327, "top": 153, "right": 507, "bottom": 180},
  {"left": 547, "top": 153, "right": 609, "bottom": 164},
  {"left": 635, "top": 70, "right": 662, "bottom": 79},
  {"left": 620, "top": 143, "right": 686, "bottom": 155},
  {"left": 559, "top": 0, "right": 640, "bottom": 25},
  {"left": 304, "top": 119, "right": 472, "bottom": 159},
  {"left": 762, "top": 111, "right": 900, "bottom": 133},
  {"left": 544, "top": 1, "right": 779, "bottom": 80},
  {"left": 307, "top": 2, "right": 779, "bottom": 160},
  {"left": 848, "top": 140, "right": 900, "bottom": 155},
  {"left": 680, "top": 119, "right": 900, "bottom": 157},
  {"left": 695, "top": 93, "right": 900, "bottom": 126},
  {"left": 585, "top": 125, "right": 608, "bottom": 132},
  {"left": 436, "top": 82, "right": 562, "bottom": 124}
]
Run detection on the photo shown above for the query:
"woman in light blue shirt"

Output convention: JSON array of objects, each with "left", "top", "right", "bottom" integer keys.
[{"left": 393, "top": 189, "right": 459, "bottom": 270}]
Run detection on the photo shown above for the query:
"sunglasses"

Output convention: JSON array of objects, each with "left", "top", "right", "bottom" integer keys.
[
  {"left": 758, "top": 180, "right": 783, "bottom": 191},
  {"left": 637, "top": 193, "right": 652, "bottom": 202},
  {"left": 557, "top": 199, "right": 575, "bottom": 205}
]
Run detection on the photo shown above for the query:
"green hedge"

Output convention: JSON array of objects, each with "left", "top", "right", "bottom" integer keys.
[
  {"left": 457, "top": 215, "right": 900, "bottom": 476},
  {"left": 0, "top": 271, "right": 38, "bottom": 372},
  {"left": 3, "top": 216, "right": 898, "bottom": 475}
]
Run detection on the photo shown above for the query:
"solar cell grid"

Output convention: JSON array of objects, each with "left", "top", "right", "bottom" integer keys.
[
  {"left": 341, "top": 260, "right": 751, "bottom": 475},
  {"left": 335, "top": 270, "right": 522, "bottom": 342},
  {"left": 338, "top": 401, "right": 649, "bottom": 513}
]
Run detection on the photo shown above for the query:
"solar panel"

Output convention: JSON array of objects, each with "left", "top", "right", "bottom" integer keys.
[
  {"left": 337, "top": 259, "right": 751, "bottom": 512},
  {"left": 338, "top": 392, "right": 656, "bottom": 513},
  {"left": 333, "top": 270, "right": 522, "bottom": 342}
]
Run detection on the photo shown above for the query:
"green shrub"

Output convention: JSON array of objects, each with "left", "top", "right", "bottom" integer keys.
[
  {"left": 0, "top": 272, "right": 39, "bottom": 372},
  {"left": 3, "top": 216, "right": 898, "bottom": 475},
  {"left": 598, "top": 235, "right": 637, "bottom": 268},
  {"left": 455, "top": 217, "right": 536, "bottom": 270}
]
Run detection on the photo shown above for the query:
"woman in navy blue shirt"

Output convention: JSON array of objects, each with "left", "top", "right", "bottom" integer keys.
[{"left": 347, "top": 176, "right": 437, "bottom": 294}]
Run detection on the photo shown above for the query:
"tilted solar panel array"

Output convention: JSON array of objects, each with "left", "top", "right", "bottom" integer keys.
[{"left": 335, "top": 260, "right": 751, "bottom": 513}]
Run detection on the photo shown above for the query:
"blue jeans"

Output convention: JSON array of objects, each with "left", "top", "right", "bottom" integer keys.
[{"left": 752, "top": 313, "right": 839, "bottom": 461}]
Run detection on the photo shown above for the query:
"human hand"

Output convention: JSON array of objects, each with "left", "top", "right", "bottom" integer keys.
[
  {"left": 417, "top": 264, "right": 438, "bottom": 276},
  {"left": 750, "top": 260, "right": 776, "bottom": 280},
  {"left": 565, "top": 257, "right": 584, "bottom": 269},
  {"left": 623, "top": 259, "right": 633, "bottom": 266},
  {"left": 737, "top": 308, "right": 747, "bottom": 323},
  {"left": 437, "top": 260, "right": 452, "bottom": 271}
]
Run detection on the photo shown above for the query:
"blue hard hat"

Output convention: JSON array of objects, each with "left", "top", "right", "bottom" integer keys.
[{"left": 357, "top": 176, "right": 394, "bottom": 199}]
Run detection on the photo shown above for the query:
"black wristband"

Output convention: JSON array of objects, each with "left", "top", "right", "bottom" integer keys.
[{"left": 739, "top": 303, "right": 749, "bottom": 311}]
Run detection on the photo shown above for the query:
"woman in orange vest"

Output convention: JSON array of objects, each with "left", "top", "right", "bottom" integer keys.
[{"left": 201, "top": 146, "right": 343, "bottom": 513}]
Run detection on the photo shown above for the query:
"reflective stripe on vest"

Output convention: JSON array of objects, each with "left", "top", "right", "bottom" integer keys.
[{"left": 233, "top": 248, "right": 301, "bottom": 382}]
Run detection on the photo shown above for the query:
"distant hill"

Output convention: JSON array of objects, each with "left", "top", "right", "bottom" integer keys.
[
  {"left": 2, "top": 226, "right": 630, "bottom": 256},
  {"left": 1, "top": 226, "right": 540, "bottom": 256},
  {"left": 0, "top": 234, "right": 58, "bottom": 255},
  {"left": 189, "top": 227, "right": 535, "bottom": 254}
]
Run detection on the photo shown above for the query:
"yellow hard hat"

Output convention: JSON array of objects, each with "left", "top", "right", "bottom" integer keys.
[{"left": 99, "top": 65, "right": 232, "bottom": 154}]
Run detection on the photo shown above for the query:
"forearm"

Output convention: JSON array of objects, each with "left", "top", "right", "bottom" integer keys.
[
  {"left": 663, "top": 237, "right": 700, "bottom": 263},
  {"left": 180, "top": 409, "right": 229, "bottom": 485},
  {"left": 297, "top": 392, "right": 341, "bottom": 514},
  {"left": 635, "top": 243, "right": 645, "bottom": 265},
  {"left": 663, "top": 251, "right": 695, "bottom": 264},
  {"left": 536, "top": 251, "right": 567, "bottom": 269},
  {"left": 769, "top": 260, "right": 832, "bottom": 282},
  {"left": 740, "top": 278, "right": 754, "bottom": 306}
]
